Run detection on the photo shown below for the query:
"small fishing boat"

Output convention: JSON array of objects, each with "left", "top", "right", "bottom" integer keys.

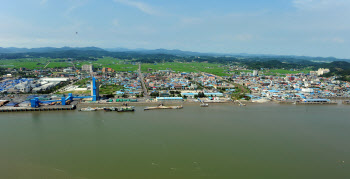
[
  {"left": 104, "top": 107, "right": 113, "bottom": 111},
  {"left": 200, "top": 103, "right": 209, "bottom": 107},
  {"left": 117, "top": 106, "right": 135, "bottom": 112}
]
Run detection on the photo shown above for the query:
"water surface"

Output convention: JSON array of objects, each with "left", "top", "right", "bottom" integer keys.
[{"left": 0, "top": 104, "right": 350, "bottom": 179}]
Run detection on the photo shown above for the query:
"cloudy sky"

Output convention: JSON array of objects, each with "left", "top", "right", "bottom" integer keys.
[{"left": 0, "top": 0, "right": 349, "bottom": 58}]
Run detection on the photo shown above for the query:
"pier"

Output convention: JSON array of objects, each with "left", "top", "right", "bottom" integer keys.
[{"left": 0, "top": 105, "right": 76, "bottom": 112}]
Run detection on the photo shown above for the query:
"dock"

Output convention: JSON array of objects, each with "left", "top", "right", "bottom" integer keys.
[
  {"left": 296, "top": 101, "right": 337, "bottom": 105},
  {"left": 0, "top": 105, "right": 76, "bottom": 112},
  {"left": 237, "top": 101, "right": 246, "bottom": 106}
]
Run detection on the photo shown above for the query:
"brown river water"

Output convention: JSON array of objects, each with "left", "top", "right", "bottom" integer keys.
[{"left": 0, "top": 104, "right": 350, "bottom": 179}]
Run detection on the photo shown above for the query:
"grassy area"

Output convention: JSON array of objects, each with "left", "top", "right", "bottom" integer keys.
[
  {"left": 46, "top": 62, "right": 72, "bottom": 68},
  {"left": 75, "top": 57, "right": 138, "bottom": 72},
  {"left": 99, "top": 84, "right": 123, "bottom": 94},
  {"left": 231, "top": 83, "right": 251, "bottom": 100},
  {"left": 141, "top": 62, "right": 199, "bottom": 73},
  {"left": 1, "top": 57, "right": 229, "bottom": 75},
  {"left": 0, "top": 58, "right": 47, "bottom": 69},
  {"left": 266, "top": 68, "right": 311, "bottom": 74},
  {"left": 140, "top": 62, "right": 231, "bottom": 76},
  {"left": 0, "top": 57, "right": 312, "bottom": 77},
  {"left": 230, "top": 70, "right": 253, "bottom": 74},
  {"left": 232, "top": 83, "right": 251, "bottom": 94},
  {"left": 0, "top": 58, "right": 77, "bottom": 69},
  {"left": 75, "top": 78, "right": 91, "bottom": 88}
]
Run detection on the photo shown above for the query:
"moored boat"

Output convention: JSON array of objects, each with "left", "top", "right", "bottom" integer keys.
[
  {"left": 79, "top": 107, "right": 96, "bottom": 111},
  {"left": 104, "top": 107, "right": 113, "bottom": 111},
  {"left": 200, "top": 103, "right": 209, "bottom": 107},
  {"left": 144, "top": 104, "right": 183, "bottom": 110},
  {"left": 117, "top": 106, "right": 135, "bottom": 112}
]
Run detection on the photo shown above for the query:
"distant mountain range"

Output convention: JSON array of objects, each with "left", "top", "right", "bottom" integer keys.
[
  {"left": 0, "top": 46, "right": 349, "bottom": 62},
  {"left": 0, "top": 47, "right": 105, "bottom": 53}
]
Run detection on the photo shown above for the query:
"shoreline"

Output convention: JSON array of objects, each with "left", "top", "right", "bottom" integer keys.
[
  {"left": 78, "top": 100, "right": 347, "bottom": 107},
  {"left": 0, "top": 100, "right": 348, "bottom": 113}
]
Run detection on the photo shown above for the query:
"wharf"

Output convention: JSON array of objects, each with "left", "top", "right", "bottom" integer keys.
[
  {"left": 296, "top": 102, "right": 337, "bottom": 105},
  {"left": 0, "top": 104, "right": 77, "bottom": 112}
]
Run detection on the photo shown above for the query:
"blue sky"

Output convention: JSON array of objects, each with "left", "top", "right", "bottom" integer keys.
[{"left": 0, "top": 0, "right": 349, "bottom": 58}]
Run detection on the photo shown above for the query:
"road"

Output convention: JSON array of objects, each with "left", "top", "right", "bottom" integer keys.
[
  {"left": 138, "top": 63, "right": 148, "bottom": 98},
  {"left": 44, "top": 61, "right": 51, "bottom": 68},
  {"left": 71, "top": 61, "right": 76, "bottom": 69}
]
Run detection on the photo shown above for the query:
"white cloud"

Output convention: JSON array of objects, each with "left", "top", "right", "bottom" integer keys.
[
  {"left": 63, "top": 0, "right": 88, "bottom": 18},
  {"left": 293, "top": 0, "right": 350, "bottom": 11},
  {"left": 113, "top": 0, "right": 157, "bottom": 15}
]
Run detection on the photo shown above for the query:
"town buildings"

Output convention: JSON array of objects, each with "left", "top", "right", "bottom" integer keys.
[{"left": 82, "top": 64, "right": 93, "bottom": 73}]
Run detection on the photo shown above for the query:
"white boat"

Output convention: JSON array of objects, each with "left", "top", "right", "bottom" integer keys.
[
  {"left": 79, "top": 107, "right": 96, "bottom": 111},
  {"left": 144, "top": 104, "right": 183, "bottom": 110},
  {"left": 200, "top": 103, "right": 209, "bottom": 107}
]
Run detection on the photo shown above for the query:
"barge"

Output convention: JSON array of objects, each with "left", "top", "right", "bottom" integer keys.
[{"left": 144, "top": 104, "right": 183, "bottom": 110}]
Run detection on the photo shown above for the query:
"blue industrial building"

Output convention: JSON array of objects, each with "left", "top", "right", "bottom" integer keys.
[{"left": 30, "top": 77, "right": 99, "bottom": 108}]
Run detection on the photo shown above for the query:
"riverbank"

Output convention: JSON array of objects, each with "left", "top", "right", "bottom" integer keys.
[{"left": 78, "top": 99, "right": 348, "bottom": 107}]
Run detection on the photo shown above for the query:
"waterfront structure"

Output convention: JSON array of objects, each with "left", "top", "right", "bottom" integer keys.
[
  {"left": 91, "top": 77, "right": 99, "bottom": 101},
  {"left": 301, "top": 99, "right": 332, "bottom": 104},
  {"left": 181, "top": 92, "right": 224, "bottom": 98},
  {"left": 156, "top": 97, "right": 183, "bottom": 102}
]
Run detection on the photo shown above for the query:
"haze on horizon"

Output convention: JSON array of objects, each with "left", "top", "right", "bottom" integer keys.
[{"left": 1, "top": 0, "right": 349, "bottom": 58}]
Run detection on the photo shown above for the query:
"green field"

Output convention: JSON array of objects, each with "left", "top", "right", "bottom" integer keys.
[
  {"left": 1, "top": 57, "right": 229, "bottom": 75},
  {"left": 264, "top": 68, "right": 311, "bottom": 75},
  {"left": 0, "top": 58, "right": 74, "bottom": 69},
  {"left": 141, "top": 62, "right": 231, "bottom": 76},
  {"left": 74, "top": 78, "right": 91, "bottom": 88},
  {"left": 141, "top": 62, "right": 199, "bottom": 73},
  {"left": 46, "top": 62, "right": 72, "bottom": 68},
  {"left": 99, "top": 84, "right": 124, "bottom": 94},
  {"left": 1, "top": 57, "right": 312, "bottom": 76},
  {"left": 0, "top": 58, "right": 47, "bottom": 69},
  {"left": 75, "top": 57, "right": 138, "bottom": 72}
]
